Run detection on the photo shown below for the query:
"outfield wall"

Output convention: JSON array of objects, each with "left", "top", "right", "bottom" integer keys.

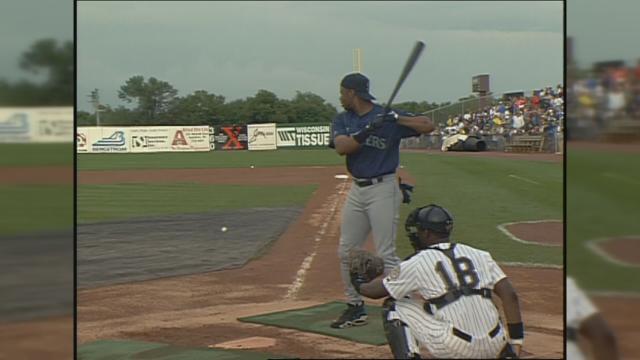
[
  {"left": 77, "top": 123, "right": 332, "bottom": 153},
  {"left": 77, "top": 126, "right": 210, "bottom": 153},
  {"left": 1, "top": 107, "right": 73, "bottom": 143}
]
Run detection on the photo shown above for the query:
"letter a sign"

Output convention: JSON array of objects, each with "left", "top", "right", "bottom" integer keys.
[{"left": 172, "top": 130, "right": 189, "bottom": 146}]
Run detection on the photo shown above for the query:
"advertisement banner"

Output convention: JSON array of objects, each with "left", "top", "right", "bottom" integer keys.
[
  {"left": 247, "top": 123, "right": 277, "bottom": 150},
  {"left": 34, "top": 107, "right": 74, "bottom": 142},
  {"left": 276, "top": 127, "right": 296, "bottom": 147},
  {"left": 129, "top": 126, "right": 173, "bottom": 153},
  {"left": 0, "top": 107, "right": 73, "bottom": 143},
  {"left": 276, "top": 124, "right": 331, "bottom": 147},
  {"left": 0, "top": 108, "right": 31, "bottom": 143},
  {"left": 76, "top": 127, "right": 90, "bottom": 153},
  {"left": 171, "top": 126, "right": 210, "bottom": 151},
  {"left": 89, "top": 127, "right": 129, "bottom": 153},
  {"left": 214, "top": 125, "right": 248, "bottom": 150}
]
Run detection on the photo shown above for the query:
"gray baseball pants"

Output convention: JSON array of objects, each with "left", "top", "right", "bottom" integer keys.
[{"left": 338, "top": 173, "right": 402, "bottom": 304}]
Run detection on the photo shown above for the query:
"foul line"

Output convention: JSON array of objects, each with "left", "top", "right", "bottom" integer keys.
[
  {"left": 585, "top": 236, "right": 640, "bottom": 268},
  {"left": 497, "top": 219, "right": 563, "bottom": 247},
  {"left": 284, "top": 180, "right": 349, "bottom": 300},
  {"left": 588, "top": 290, "right": 640, "bottom": 298},
  {"left": 508, "top": 174, "right": 540, "bottom": 185},
  {"left": 500, "top": 261, "right": 563, "bottom": 269}
]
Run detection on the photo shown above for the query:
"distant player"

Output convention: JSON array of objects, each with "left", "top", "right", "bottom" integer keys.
[
  {"left": 567, "top": 276, "right": 619, "bottom": 360},
  {"left": 352, "top": 204, "right": 523, "bottom": 358},
  {"left": 329, "top": 72, "right": 434, "bottom": 328}
]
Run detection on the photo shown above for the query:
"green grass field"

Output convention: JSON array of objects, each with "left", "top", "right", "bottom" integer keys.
[
  {"left": 0, "top": 144, "right": 73, "bottom": 236},
  {"left": 0, "top": 144, "right": 73, "bottom": 167},
  {"left": 0, "top": 185, "right": 73, "bottom": 236},
  {"left": 567, "top": 147, "right": 640, "bottom": 293},
  {"left": 78, "top": 149, "right": 563, "bottom": 268},
  {"left": 77, "top": 149, "right": 343, "bottom": 171},
  {"left": 78, "top": 183, "right": 317, "bottom": 223},
  {"left": 397, "top": 153, "right": 562, "bottom": 264}
]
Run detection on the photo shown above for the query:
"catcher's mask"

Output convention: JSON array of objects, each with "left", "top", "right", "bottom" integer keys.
[{"left": 405, "top": 204, "right": 454, "bottom": 248}]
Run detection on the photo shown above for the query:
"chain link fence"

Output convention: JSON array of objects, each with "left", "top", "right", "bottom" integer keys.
[{"left": 420, "top": 95, "right": 495, "bottom": 128}]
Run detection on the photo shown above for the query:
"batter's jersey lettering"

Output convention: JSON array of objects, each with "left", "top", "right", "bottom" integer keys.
[
  {"left": 332, "top": 104, "right": 419, "bottom": 178},
  {"left": 383, "top": 243, "right": 506, "bottom": 336}
]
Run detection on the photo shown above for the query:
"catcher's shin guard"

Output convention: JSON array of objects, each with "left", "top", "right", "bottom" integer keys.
[{"left": 382, "top": 298, "right": 421, "bottom": 359}]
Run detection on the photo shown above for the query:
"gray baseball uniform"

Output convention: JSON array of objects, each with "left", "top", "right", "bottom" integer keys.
[{"left": 333, "top": 103, "right": 420, "bottom": 304}]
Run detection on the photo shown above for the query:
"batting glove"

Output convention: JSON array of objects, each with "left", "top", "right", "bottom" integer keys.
[{"left": 373, "top": 110, "right": 399, "bottom": 125}]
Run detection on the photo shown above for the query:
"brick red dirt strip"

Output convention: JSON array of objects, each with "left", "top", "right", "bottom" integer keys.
[
  {"left": 0, "top": 316, "right": 72, "bottom": 359},
  {"left": 0, "top": 166, "right": 73, "bottom": 184},
  {"left": 78, "top": 166, "right": 349, "bottom": 185}
]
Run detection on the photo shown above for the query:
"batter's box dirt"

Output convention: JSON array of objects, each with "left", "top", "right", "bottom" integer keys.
[{"left": 498, "top": 220, "right": 563, "bottom": 247}]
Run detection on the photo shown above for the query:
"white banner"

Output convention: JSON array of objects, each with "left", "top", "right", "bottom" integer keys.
[
  {"left": 89, "top": 127, "right": 129, "bottom": 153},
  {"left": 77, "top": 125, "right": 211, "bottom": 153},
  {"left": 276, "top": 127, "right": 296, "bottom": 147},
  {"left": 76, "top": 127, "right": 90, "bottom": 153},
  {"left": 170, "top": 126, "right": 210, "bottom": 152},
  {"left": 247, "top": 123, "right": 277, "bottom": 150},
  {"left": 0, "top": 107, "right": 73, "bottom": 143},
  {"left": 276, "top": 124, "right": 331, "bottom": 147}
]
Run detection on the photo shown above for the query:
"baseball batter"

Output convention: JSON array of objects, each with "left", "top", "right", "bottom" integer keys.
[
  {"left": 567, "top": 276, "right": 619, "bottom": 360},
  {"left": 329, "top": 72, "right": 434, "bottom": 328},
  {"left": 352, "top": 204, "right": 523, "bottom": 358}
]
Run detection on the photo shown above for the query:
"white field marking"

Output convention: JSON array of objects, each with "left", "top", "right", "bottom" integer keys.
[
  {"left": 588, "top": 290, "right": 640, "bottom": 298},
  {"left": 602, "top": 172, "right": 640, "bottom": 186},
  {"left": 500, "top": 262, "right": 563, "bottom": 269},
  {"left": 508, "top": 174, "right": 541, "bottom": 185},
  {"left": 284, "top": 181, "right": 349, "bottom": 300},
  {"left": 585, "top": 236, "right": 640, "bottom": 268},
  {"left": 497, "top": 219, "right": 563, "bottom": 247}
]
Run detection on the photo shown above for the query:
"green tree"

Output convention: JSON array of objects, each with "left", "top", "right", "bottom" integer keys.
[
  {"left": 288, "top": 91, "right": 337, "bottom": 123},
  {"left": 220, "top": 98, "right": 248, "bottom": 124},
  {"left": 118, "top": 76, "right": 178, "bottom": 123},
  {"left": 76, "top": 110, "right": 95, "bottom": 126},
  {"left": 19, "top": 38, "right": 73, "bottom": 105},
  {"left": 165, "top": 90, "right": 226, "bottom": 125},
  {"left": 243, "top": 89, "right": 280, "bottom": 123}
]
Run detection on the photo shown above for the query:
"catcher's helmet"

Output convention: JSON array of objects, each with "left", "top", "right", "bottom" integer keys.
[{"left": 405, "top": 204, "right": 454, "bottom": 248}]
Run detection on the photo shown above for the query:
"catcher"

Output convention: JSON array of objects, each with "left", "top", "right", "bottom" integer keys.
[{"left": 348, "top": 204, "right": 524, "bottom": 359}]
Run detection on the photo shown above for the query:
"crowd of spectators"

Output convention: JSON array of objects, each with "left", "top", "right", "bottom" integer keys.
[
  {"left": 435, "top": 84, "right": 564, "bottom": 138},
  {"left": 568, "top": 60, "right": 640, "bottom": 134}
]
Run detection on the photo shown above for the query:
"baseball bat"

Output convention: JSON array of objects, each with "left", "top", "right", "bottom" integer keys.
[{"left": 384, "top": 41, "right": 425, "bottom": 112}]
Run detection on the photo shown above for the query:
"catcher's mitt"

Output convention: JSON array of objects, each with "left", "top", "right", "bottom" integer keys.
[{"left": 348, "top": 249, "right": 385, "bottom": 292}]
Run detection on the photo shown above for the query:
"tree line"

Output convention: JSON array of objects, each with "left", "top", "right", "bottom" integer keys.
[
  {"left": 0, "top": 39, "right": 73, "bottom": 106},
  {"left": 77, "top": 75, "right": 448, "bottom": 127}
]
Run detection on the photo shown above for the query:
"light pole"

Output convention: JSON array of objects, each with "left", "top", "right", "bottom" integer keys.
[{"left": 88, "top": 88, "right": 103, "bottom": 127}]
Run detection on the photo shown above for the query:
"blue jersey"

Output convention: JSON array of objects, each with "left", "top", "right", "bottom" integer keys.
[{"left": 332, "top": 104, "right": 420, "bottom": 178}]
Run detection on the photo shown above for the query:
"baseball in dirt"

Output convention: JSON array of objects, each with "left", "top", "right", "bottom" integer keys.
[
  {"left": 221, "top": 226, "right": 228, "bottom": 232},
  {"left": 250, "top": 165, "right": 254, "bottom": 168}
]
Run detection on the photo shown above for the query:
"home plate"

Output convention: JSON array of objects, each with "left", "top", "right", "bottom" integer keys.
[
  {"left": 210, "top": 336, "right": 276, "bottom": 349},
  {"left": 334, "top": 174, "right": 349, "bottom": 179}
]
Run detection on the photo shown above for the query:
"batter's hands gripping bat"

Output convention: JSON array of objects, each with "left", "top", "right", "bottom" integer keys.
[{"left": 384, "top": 40, "right": 425, "bottom": 113}]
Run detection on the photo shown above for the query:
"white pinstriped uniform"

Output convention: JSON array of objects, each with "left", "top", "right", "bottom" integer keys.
[
  {"left": 566, "top": 276, "right": 598, "bottom": 360},
  {"left": 382, "top": 242, "right": 509, "bottom": 358}
]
